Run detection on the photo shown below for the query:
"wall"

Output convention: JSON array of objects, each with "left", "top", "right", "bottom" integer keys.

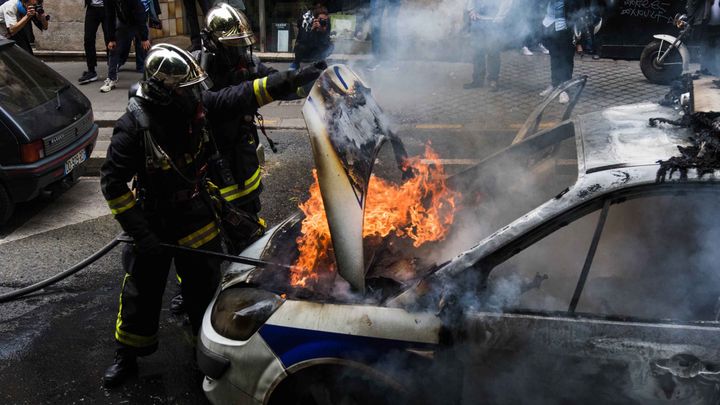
[{"left": 34, "top": 0, "right": 192, "bottom": 52}]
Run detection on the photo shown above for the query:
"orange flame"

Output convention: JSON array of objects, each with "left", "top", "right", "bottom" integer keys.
[{"left": 290, "top": 145, "right": 460, "bottom": 287}]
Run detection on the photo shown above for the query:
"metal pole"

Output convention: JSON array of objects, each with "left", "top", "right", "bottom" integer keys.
[{"left": 259, "top": 0, "right": 266, "bottom": 52}]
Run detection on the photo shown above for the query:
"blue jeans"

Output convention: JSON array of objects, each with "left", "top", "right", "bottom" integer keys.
[{"left": 370, "top": 0, "right": 400, "bottom": 59}]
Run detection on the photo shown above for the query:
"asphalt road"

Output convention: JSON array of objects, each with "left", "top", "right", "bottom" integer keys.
[{"left": 0, "top": 125, "right": 513, "bottom": 404}]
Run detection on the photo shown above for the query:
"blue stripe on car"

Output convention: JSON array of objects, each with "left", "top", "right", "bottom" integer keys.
[{"left": 259, "top": 324, "right": 436, "bottom": 368}]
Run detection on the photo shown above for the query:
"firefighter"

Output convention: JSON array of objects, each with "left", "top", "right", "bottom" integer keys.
[
  {"left": 200, "top": 2, "right": 326, "bottom": 251},
  {"left": 101, "top": 43, "right": 323, "bottom": 387}
]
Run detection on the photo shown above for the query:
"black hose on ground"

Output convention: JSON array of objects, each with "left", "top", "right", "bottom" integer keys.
[
  {"left": 0, "top": 232, "right": 288, "bottom": 304},
  {"left": 0, "top": 235, "right": 123, "bottom": 303}
]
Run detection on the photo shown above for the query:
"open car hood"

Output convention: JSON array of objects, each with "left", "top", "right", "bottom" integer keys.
[{"left": 302, "top": 65, "right": 406, "bottom": 292}]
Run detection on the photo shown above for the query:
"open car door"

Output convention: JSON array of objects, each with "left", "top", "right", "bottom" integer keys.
[
  {"left": 302, "top": 65, "right": 408, "bottom": 292},
  {"left": 512, "top": 76, "right": 587, "bottom": 145}
]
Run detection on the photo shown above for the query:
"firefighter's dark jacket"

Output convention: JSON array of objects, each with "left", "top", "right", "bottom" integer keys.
[
  {"left": 202, "top": 56, "right": 314, "bottom": 207},
  {"left": 101, "top": 80, "right": 284, "bottom": 244},
  {"left": 104, "top": 0, "right": 149, "bottom": 43}
]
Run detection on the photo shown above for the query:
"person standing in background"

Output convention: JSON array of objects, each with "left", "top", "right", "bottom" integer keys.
[
  {"left": 0, "top": 0, "right": 48, "bottom": 54},
  {"left": 688, "top": 0, "right": 720, "bottom": 75},
  {"left": 464, "top": 0, "right": 514, "bottom": 91},
  {"left": 367, "top": 0, "right": 400, "bottom": 70},
  {"left": 519, "top": 0, "right": 549, "bottom": 56},
  {"left": 183, "top": 0, "right": 209, "bottom": 51},
  {"left": 79, "top": 0, "right": 111, "bottom": 84},
  {"left": 291, "top": 3, "right": 333, "bottom": 70},
  {"left": 539, "top": 0, "right": 585, "bottom": 104},
  {"left": 101, "top": 0, "right": 150, "bottom": 93}
]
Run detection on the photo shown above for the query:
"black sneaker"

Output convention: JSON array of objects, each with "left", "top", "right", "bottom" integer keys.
[
  {"left": 78, "top": 71, "right": 98, "bottom": 85},
  {"left": 103, "top": 351, "right": 138, "bottom": 388}
]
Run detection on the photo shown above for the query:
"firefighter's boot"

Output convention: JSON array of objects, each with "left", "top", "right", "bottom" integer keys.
[{"left": 103, "top": 349, "right": 138, "bottom": 388}]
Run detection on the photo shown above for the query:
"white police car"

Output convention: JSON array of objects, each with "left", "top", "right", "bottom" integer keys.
[{"left": 198, "top": 66, "right": 720, "bottom": 404}]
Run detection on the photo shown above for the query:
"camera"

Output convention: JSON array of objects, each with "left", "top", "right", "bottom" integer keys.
[{"left": 319, "top": 19, "right": 328, "bottom": 28}]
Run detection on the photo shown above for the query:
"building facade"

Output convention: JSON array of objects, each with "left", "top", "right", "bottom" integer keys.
[{"left": 34, "top": 0, "right": 463, "bottom": 57}]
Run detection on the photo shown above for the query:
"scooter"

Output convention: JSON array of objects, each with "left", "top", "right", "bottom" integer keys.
[{"left": 640, "top": 14, "right": 692, "bottom": 85}]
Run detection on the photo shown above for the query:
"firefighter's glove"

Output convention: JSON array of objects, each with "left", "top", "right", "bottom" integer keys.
[
  {"left": 135, "top": 232, "right": 162, "bottom": 255},
  {"left": 293, "top": 62, "right": 326, "bottom": 87}
]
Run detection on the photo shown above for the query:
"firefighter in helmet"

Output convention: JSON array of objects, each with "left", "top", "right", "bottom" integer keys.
[
  {"left": 100, "top": 43, "right": 323, "bottom": 387},
  {"left": 199, "top": 2, "right": 326, "bottom": 251}
]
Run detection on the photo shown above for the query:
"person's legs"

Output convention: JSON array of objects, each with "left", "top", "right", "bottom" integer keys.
[
  {"left": 465, "top": 44, "right": 486, "bottom": 88},
  {"left": 556, "top": 29, "right": 574, "bottom": 84},
  {"left": 486, "top": 45, "right": 501, "bottom": 90},
  {"left": 83, "top": 7, "right": 101, "bottom": 72},
  {"left": 104, "top": 22, "right": 128, "bottom": 91},
  {"left": 183, "top": 0, "right": 203, "bottom": 50},
  {"left": 80, "top": 7, "right": 104, "bottom": 83},
  {"left": 133, "top": 28, "right": 146, "bottom": 72},
  {"left": 545, "top": 28, "right": 572, "bottom": 87},
  {"left": 103, "top": 244, "right": 172, "bottom": 387},
  {"left": 10, "top": 28, "right": 33, "bottom": 54},
  {"left": 175, "top": 237, "right": 222, "bottom": 334},
  {"left": 384, "top": 0, "right": 400, "bottom": 62},
  {"left": 369, "top": 0, "right": 383, "bottom": 63},
  {"left": 100, "top": 7, "right": 110, "bottom": 61}
]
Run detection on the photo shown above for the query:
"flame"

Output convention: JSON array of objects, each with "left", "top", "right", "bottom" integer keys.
[{"left": 290, "top": 145, "right": 460, "bottom": 288}]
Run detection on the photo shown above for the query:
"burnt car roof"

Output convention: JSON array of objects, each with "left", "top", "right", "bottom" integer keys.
[
  {"left": 576, "top": 103, "right": 692, "bottom": 175},
  {"left": 396, "top": 103, "right": 715, "bottom": 298}
]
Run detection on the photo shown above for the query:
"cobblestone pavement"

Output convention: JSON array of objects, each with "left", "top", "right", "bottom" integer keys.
[{"left": 363, "top": 52, "right": 671, "bottom": 129}]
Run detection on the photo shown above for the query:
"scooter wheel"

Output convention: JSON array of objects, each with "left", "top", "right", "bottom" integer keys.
[{"left": 640, "top": 40, "right": 683, "bottom": 85}]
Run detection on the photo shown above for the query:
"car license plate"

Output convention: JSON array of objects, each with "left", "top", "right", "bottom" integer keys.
[{"left": 64, "top": 149, "right": 87, "bottom": 175}]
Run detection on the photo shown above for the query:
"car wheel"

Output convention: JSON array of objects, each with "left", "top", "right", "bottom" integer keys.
[
  {"left": 268, "top": 365, "right": 411, "bottom": 405},
  {"left": 640, "top": 40, "right": 683, "bottom": 85},
  {"left": 0, "top": 184, "right": 14, "bottom": 226}
]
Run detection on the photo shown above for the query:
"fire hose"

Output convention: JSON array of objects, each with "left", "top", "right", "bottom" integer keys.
[{"left": 0, "top": 233, "right": 289, "bottom": 304}]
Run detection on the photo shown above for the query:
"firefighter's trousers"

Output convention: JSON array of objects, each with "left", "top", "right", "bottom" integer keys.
[{"left": 114, "top": 237, "right": 222, "bottom": 355}]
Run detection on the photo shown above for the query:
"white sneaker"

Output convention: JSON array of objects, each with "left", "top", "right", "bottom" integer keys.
[
  {"left": 538, "top": 43, "right": 550, "bottom": 55},
  {"left": 521, "top": 46, "right": 534, "bottom": 56},
  {"left": 558, "top": 91, "right": 570, "bottom": 104},
  {"left": 100, "top": 78, "right": 117, "bottom": 93},
  {"left": 539, "top": 85, "right": 554, "bottom": 97}
]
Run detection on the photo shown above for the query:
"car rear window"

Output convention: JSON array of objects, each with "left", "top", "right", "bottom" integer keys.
[{"left": 0, "top": 45, "right": 69, "bottom": 115}]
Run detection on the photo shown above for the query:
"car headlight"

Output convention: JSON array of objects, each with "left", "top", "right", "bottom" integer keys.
[{"left": 210, "top": 287, "right": 284, "bottom": 340}]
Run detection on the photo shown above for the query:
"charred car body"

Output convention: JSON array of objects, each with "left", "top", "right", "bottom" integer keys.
[{"left": 198, "top": 66, "right": 720, "bottom": 404}]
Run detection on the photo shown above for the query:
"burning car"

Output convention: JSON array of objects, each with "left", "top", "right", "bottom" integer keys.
[{"left": 198, "top": 66, "right": 720, "bottom": 404}]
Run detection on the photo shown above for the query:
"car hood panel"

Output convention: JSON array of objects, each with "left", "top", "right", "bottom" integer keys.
[{"left": 302, "top": 65, "right": 394, "bottom": 292}]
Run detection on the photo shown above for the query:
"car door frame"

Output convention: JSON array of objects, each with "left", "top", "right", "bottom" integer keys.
[{"left": 454, "top": 183, "right": 720, "bottom": 404}]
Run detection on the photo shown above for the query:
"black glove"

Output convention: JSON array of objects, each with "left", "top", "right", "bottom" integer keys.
[
  {"left": 293, "top": 60, "right": 327, "bottom": 87},
  {"left": 135, "top": 232, "right": 162, "bottom": 255}
]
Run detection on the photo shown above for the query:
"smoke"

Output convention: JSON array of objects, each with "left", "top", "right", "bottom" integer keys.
[{"left": 405, "top": 182, "right": 720, "bottom": 404}]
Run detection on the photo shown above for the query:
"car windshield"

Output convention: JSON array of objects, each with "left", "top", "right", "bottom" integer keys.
[
  {"left": 0, "top": 45, "right": 69, "bottom": 115},
  {"left": 445, "top": 122, "right": 579, "bottom": 250}
]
